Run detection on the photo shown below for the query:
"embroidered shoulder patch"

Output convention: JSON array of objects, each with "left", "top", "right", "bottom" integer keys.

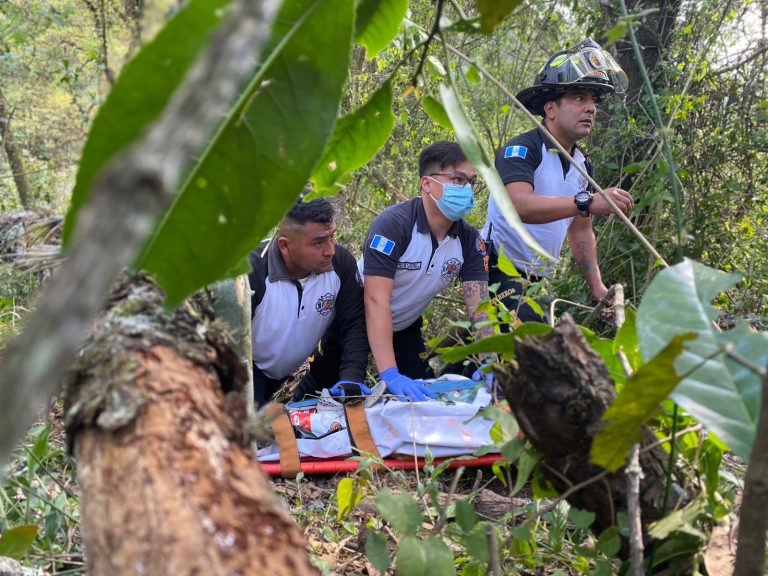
[
  {"left": 370, "top": 234, "right": 395, "bottom": 256},
  {"left": 504, "top": 145, "right": 527, "bottom": 159}
]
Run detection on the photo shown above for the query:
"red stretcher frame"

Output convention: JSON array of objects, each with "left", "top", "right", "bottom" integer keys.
[{"left": 258, "top": 453, "right": 505, "bottom": 477}]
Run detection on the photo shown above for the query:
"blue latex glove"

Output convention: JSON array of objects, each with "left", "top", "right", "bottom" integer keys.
[
  {"left": 329, "top": 381, "right": 372, "bottom": 399},
  {"left": 380, "top": 368, "right": 435, "bottom": 402},
  {"left": 472, "top": 363, "right": 495, "bottom": 391}
]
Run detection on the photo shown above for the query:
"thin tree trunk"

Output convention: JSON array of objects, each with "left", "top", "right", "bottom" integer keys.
[
  {"left": 0, "top": 86, "right": 32, "bottom": 208},
  {"left": 496, "top": 315, "right": 684, "bottom": 550},
  {"left": 65, "top": 274, "right": 318, "bottom": 575}
]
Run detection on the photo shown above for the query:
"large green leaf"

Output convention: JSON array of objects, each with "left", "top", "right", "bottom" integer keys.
[
  {"left": 138, "top": 0, "right": 355, "bottom": 304},
  {"left": 375, "top": 489, "right": 423, "bottom": 535},
  {"left": 355, "top": 0, "right": 408, "bottom": 58},
  {"left": 63, "top": 0, "right": 230, "bottom": 244},
  {"left": 310, "top": 80, "right": 395, "bottom": 194},
  {"left": 421, "top": 95, "right": 452, "bottom": 130},
  {"left": 475, "top": 0, "right": 524, "bottom": 34},
  {"left": 0, "top": 525, "right": 38, "bottom": 559},
  {"left": 438, "top": 83, "right": 550, "bottom": 262},
  {"left": 591, "top": 333, "right": 695, "bottom": 472},
  {"left": 395, "top": 536, "right": 455, "bottom": 576},
  {"left": 636, "top": 259, "right": 764, "bottom": 460}
]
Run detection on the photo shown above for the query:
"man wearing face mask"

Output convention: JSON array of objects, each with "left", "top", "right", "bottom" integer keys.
[{"left": 360, "top": 141, "right": 491, "bottom": 401}]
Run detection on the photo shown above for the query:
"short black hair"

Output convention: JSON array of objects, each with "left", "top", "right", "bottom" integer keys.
[
  {"left": 284, "top": 197, "right": 334, "bottom": 225},
  {"left": 418, "top": 141, "right": 468, "bottom": 177}
]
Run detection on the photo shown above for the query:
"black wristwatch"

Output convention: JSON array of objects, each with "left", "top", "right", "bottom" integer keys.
[{"left": 574, "top": 190, "right": 593, "bottom": 217}]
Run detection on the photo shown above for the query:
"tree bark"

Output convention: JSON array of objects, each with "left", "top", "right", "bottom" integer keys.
[
  {"left": 64, "top": 274, "right": 318, "bottom": 576},
  {"left": 496, "top": 315, "right": 680, "bottom": 545},
  {"left": 0, "top": 86, "right": 32, "bottom": 209}
]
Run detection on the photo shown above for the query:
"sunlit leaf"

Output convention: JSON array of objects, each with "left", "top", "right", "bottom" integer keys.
[
  {"left": 310, "top": 80, "right": 395, "bottom": 195},
  {"left": 436, "top": 323, "right": 551, "bottom": 362},
  {"left": 636, "top": 259, "right": 764, "bottom": 461},
  {"left": 496, "top": 246, "right": 520, "bottom": 277},
  {"left": 474, "top": 0, "right": 523, "bottom": 34},
  {"left": 64, "top": 0, "right": 230, "bottom": 244},
  {"left": 356, "top": 0, "right": 408, "bottom": 58},
  {"left": 439, "top": 83, "right": 550, "bottom": 262},
  {"left": 591, "top": 333, "right": 695, "bottom": 471},
  {"left": 138, "top": 0, "right": 355, "bottom": 304},
  {"left": 648, "top": 495, "right": 708, "bottom": 539},
  {"left": 336, "top": 477, "right": 365, "bottom": 521},
  {"left": 612, "top": 306, "right": 640, "bottom": 372}
]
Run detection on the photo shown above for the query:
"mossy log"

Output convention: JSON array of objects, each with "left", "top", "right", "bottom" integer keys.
[
  {"left": 63, "top": 274, "right": 317, "bottom": 576},
  {"left": 496, "top": 315, "right": 680, "bottom": 543}
]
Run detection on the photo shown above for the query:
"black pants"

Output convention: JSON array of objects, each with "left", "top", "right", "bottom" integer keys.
[
  {"left": 392, "top": 316, "right": 434, "bottom": 379},
  {"left": 488, "top": 249, "right": 547, "bottom": 330}
]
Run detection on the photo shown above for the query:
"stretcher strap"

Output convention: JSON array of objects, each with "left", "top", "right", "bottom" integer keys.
[
  {"left": 264, "top": 404, "right": 301, "bottom": 478},
  {"left": 344, "top": 401, "right": 381, "bottom": 458}
]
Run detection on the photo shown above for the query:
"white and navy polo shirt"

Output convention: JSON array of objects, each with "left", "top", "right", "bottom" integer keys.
[
  {"left": 360, "top": 198, "right": 488, "bottom": 332},
  {"left": 482, "top": 127, "right": 593, "bottom": 277},
  {"left": 248, "top": 239, "right": 367, "bottom": 381}
]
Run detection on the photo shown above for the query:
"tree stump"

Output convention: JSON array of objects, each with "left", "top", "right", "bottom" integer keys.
[
  {"left": 496, "top": 315, "right": 678, "bottom": 541},
  {"left": 63, "top": 274, "right": 318, "bottom": 576}
]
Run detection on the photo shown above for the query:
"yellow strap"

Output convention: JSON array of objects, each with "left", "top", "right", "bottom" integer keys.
[
  {"left": 264, "top": 404, "right": 301, "bottom": 478},
  {"left": 344, "top": 401, "right": 380, "bottom": 458}
]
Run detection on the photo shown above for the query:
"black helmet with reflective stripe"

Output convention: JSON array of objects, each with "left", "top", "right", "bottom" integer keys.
[{"left": 516, "top": 39, "right": 628, "bottom": 116}]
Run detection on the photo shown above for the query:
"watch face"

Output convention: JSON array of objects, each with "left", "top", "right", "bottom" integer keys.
[{"left": 575, "top": 191, "right": 591, "bottom": 204}]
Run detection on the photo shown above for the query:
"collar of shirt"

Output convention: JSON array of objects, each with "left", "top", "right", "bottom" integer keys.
[{"left": 266, "top": 238, "right": 295, "bottom": 283}]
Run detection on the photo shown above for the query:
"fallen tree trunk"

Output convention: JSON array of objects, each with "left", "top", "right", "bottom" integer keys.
[
  {"left": 496, "top": 315, "right": 682, "bottom": 545},
  {"left": 63, "top": 274, "right": 317, "bottom": 575}
]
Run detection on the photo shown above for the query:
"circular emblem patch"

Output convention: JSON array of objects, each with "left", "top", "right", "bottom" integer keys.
[
  {"left": 441, "top": 258, "right": 462, "bottom": 281},
  {"left": 315, "top": 293, "right": 335, "bottom": 316}
]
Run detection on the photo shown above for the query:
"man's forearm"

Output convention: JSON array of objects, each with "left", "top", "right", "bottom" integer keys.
[
  {"left": 462, "top": 280, "right": 494, "bottom": 340},
  {"left": 365, "top": 299, "right": 396, "bottom": 373},
  {"left": 573, "top": 238, "right": 608, "bottom": 299}
]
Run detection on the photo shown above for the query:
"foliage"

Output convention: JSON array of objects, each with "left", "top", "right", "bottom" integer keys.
[{"left": 1, "top": 0, "right": 767, "bottom": 573}]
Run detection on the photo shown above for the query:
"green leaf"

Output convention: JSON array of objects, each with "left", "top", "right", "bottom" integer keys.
[
  {"left": 455, "top": 499, "right": 478, "bottom": 532},
  {"left": 596, "top": 526, "right": 621, "bottom": 557},
  {"left": 496, "top": 246, "right": 520, "bottom": 277},
  {"left": 375, "top": 489, "right": 423, "bottom": 535},
  {"left": 636, "top": 259, "right": 762, "bottom": 461},
  {"left": 612, "top": 306, "right": 640, "bottom": 372},
  {"left": 436, "top": 323, "right": 551, "bottom": 363},
  {"left": 604, "top": 22, "right": 629, "bottom": 46},
  {"left": 439, "top": 83, "right": 551, "bottom": 263},
  {"left": 395, "top": 536, "right": 454, "bottom": 576},
  {"left": 464, "top": 64, "right": 481, "bottom": 84},
  {"left": 356, "top": 0, "right": 408, "bottom": 58},
  {"left": 139, "top": 0, "right": 355, "bottom": 305},
  {"left": 474, "top": 0, "right": 523, "bottom": 34},
  {"left": 0, "top": 525, "right": 38, "bottom": 559},
  {"left": 421, "top": 95, "right": 452, "bottom": 130},
  {"left": 63, "top": 0, "right": 230, "bottom": 244},
  {"left": 310, "top": 80, "right": 395, "bottom": 195},
  {"left": 568, "top": 507, "right": 596, "bottom": 530},
  {"left": 462, "top": 523, "right": 490, "bottom": 563},
  {"left": 591, "top": 333, "right": 695, "bottom": 471},
  {"left": 512, "top": 444, "right": 540, "bottom": 496},
  {"left": 365, "top": 530, "right": 390, "bottom": 573},
  {"left": 336, "top": 477, "right": 364, "bottom": 521},
  {"left": 648, "top": 494, "right": 708, "bottom": 539}
]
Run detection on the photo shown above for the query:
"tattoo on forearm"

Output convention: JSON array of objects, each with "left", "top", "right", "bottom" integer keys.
[
  {"left": 576, "top": 241, "right": 592, "bottom": 273},
  {"left": 463, "top": 281, "right": 489, "bottom": 325}
]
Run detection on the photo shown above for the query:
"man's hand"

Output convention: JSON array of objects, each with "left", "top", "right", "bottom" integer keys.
[
  {"left": 590, "top": 187, "right": 633, "bottom": 216},
  {"left": 380, "top": 368, "right": 435, "bottom": 402},
  {"left": 471, "top": 363, "right": 495, "bottom": 390},
  {"left": 329, "top": 381, "right": 372, "bottom": 399}
]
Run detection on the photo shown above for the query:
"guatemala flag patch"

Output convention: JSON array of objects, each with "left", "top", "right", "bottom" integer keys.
[
  {"left": 504, "top": 145, "right": 528, "bottom": 159},
  {"left": 370, "top": 234, "right": 395, "bottom": 256}
]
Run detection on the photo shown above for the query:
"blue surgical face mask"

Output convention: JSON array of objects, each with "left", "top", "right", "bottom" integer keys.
[{"left": 428, "top": 177, "right": 475, "bottom": 221}]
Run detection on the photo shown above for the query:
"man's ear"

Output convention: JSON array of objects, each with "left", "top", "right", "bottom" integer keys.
[
  {"left": 277, "top": 235, "right": 290, "bottom": 256},
  {"left": 543, "top": 100, "right": 557, "bottom": 118}
]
